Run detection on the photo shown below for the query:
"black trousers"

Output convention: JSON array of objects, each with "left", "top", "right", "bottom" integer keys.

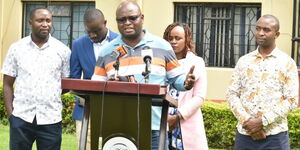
[
  {"left": 9, "top": 115, "right": 62, "bottom": 150},
  {"left": 234, "top": 131, "right": 290, "bottom": 150}
]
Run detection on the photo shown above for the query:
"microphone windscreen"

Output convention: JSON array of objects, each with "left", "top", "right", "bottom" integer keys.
[
  {"left": 116, "top": 45, "right": 127, "bottom": 57},
  {"left": 143, "top": 55, "right": 152, "bottom": 63},
  {"left": 111, "top": 45, "right": 128, "bottom": 58}
]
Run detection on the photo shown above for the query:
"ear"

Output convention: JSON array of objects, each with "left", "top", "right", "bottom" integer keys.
[
  {"left": 104, "top": 20, "right": 107, "bottom": 26},
  {"left": 140, "top": 14, "right": 144, "bottom": 23},
  {"left": 29, "top": 19, "right": 32, "bottom": 25},
  {"left": 275, "top": 31, "right": 280, "bottom": 39}
]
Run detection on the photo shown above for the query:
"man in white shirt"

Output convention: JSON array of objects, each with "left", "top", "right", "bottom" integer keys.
[{"left": 1, "top": 8, "right": 70, "bottom": 150}]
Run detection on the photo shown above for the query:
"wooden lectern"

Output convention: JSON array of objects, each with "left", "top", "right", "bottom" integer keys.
[{"left": 62, "top": 79, "right": 169, "bottom": 150}]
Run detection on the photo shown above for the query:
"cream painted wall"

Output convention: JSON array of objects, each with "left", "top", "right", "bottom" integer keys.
[
  {"left": 261, "top": 0, "right": 294, "bottom": 57},
  {"left": 0, "top": 0, "right": 94, "bottom": 68},
  {"left": 96, "top": 0, "right": 121, "bottom": 33},
  {"left": 0, "top": 0, "right": 22, "bottom": 69},
  {"left": 96, "top": 0, "right": 176, "bottom": 37},
  {"left": 169, "top": 0, "right": 294, "bottom": 100},
  {"left": 0, "top": 0, "right": 295, "bottom": 101},
  {"left": 159, "top": 0, "right": 293, "bottom": 100},
  {"left": 142, "top": 0, "right": 174, "bottom": 37},
  {"left": 0, "top": 0, "right": 3, "bottom": 67},
  {"left": 206, "top": 68, "right": 233, "bottom": 100}
]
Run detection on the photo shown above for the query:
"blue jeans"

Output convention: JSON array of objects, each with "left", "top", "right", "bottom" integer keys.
[
  {"left": 9, "top": 115, "right": 62, "bottom": 150},
  {"left": 234, "top": 131, "right": 290, "bottom": 150},
  {"left": 152, "top": 130, "right": 169, "bottom": 150}
]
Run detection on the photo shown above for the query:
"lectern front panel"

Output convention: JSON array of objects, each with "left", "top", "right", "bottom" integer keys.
[{"left": 90, "top": 94, "right": 151, "bottom": 150}]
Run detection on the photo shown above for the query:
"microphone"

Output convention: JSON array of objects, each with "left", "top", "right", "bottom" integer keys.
[
  {"left": 143, "top": 55, "right": 152, "bottom": 64},
  {"left": 110, "top": 45, "right": 127, "bottom": 58},
  {"left": 143, "top": 55, "right": 152, "bottom": 72},
  {"left": 111, "top": 45, "right": 127, "bottom": 80},
  {"left": 141, "top": 46, "right": 153, "bottom": 83}
]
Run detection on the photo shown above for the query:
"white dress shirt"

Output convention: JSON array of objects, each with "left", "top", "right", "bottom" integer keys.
[
  {"left": 1, "top": 35, "right": 71, "bottom": 125},
  {"left": 93, "top": 31, "right": 110, "bottom": 60}
]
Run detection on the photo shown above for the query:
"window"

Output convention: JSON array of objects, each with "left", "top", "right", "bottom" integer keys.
[
  {"left": 175, "top": 3, "right": 261, "bottom": 67},
  {"left": 23, "top": 1, "right": 95, "bottom": 47}
]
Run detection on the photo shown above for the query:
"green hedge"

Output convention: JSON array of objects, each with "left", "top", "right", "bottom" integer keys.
[
  {"left": 202, "top": 101, "right": 300, "bottom": 149},
  {"left": 61, "top": 93, "right": 76, "bottom": 134},
  {"left": 288, "top": 108, "right": 300, "bottom": 148},
  {"left": 0, "top": 86, "right": 76, "bottom": 134},
  {"left": 0, "top": 85, "right": 300, "bottom": 148},
  {"left": 202, "top": 101, "right": 237, "bottom": 149}
]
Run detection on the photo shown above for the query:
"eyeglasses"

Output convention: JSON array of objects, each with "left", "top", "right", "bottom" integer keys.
[{"left": 116, "top": 15, "right": 140, "bottom": 24}]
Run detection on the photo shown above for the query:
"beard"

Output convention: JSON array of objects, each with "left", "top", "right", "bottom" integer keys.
[
  {"left": 37, "top": 34, "right": 49, "bottom": 39},
  {"left": 35, "top": 29, "right": 51, "bottom": 39}
]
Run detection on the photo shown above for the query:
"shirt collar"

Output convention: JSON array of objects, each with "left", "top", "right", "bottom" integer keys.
[
  {"left": 251, "top": 47, "right": 280, "bottom": 58},
  {"left": 28, "top": 34, "right": 51, "bottom": 50},
  {"left": 90, "top": 30, "right": 110, "bottom": 44},
  {"left": 101, "top": 29, "right": 110, "bottom": 44},
  {"left": 115, "top": 29, "right": 153, "bottom": 50}
]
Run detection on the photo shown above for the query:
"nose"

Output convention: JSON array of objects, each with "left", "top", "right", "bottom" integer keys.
[
  {"left": 123, "top": 19, "right": 132, "bottom": 25},
  {"left": 41, "top": 21, "right": 48, "bottom": 27},
  {"left": 169, "top": 38, "right": 177, "bottom": 44},
  {"left": 258, "top": 29, "right": 265, "bottom": 36}
]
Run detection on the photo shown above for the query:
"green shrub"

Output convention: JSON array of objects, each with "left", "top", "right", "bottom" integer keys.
[
  {"left": 202, "top": 101, "right": 300, "bottom": 149},
  {"left": 61, "top": 93, "right": 76, "bottom": 134},
  {"left": 0, "top": 86, "right": 8, "bottom": 125},
  {"left": 288, "top": 108, "right": 300, "bottom": 148},
  {"left": 0, "top": 85, "right": 76, "bottom": 134},
  {"left": 202, "top": 101, "right": 236, "bottom": 149}
]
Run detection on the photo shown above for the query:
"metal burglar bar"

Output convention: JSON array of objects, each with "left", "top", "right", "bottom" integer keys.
[
  {"left": 175, "top": 3, "right": 261, "bottom": 67},
  {"left": 22, "top": 2, "right": 95, "bottom": 47}
]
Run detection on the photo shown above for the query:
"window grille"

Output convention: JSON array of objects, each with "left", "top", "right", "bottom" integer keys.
[
  {"left": 175, "top": 3, "right": 261, "bottom": 67},
  {"left": 23, "top": 1, "right": 95, "bottom": 47}
]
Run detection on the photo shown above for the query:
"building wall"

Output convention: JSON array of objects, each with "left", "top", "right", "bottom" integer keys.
[
  {"left": 0, "top": 0, "right": 94, "bottom": 73},
  {"left": 0, "top": 0, "right": 22, "bottom": 69},
  {"left": 0, "top": 0, "right": 295, "bottom": 100},
  {"left": 96, "top": 0, "right": 121, "bottom": 32},
  {"left": 97, "top": 0, "right": 294, "bottom": 100},
  {"left": 0, "top": 0, "right": 3, "bottom": 68}
]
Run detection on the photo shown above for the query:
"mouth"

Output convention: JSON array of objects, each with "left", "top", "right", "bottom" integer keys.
[
  {"left": 124, "top": 27, "right": 134, "bottom": 32},
  {"left": 256, "top": 38, "right": 265, "bottom": 42},
  {"left": 40, "top": 29, "right": 49, "bottom": 34}
]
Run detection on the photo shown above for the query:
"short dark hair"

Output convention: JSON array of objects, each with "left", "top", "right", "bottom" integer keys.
[
  {"left": 84, "top": 8, "right": 105, "bottom": 23},
  {"left": 29, "top": 8, "right": 52, "bottom": 20}
]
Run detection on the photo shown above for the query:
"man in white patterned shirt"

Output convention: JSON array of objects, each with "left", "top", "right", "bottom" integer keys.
[
  {"left": 227, "top": 14, "right": 299, "bottom": 150},
  {"left": 1, "top": 8, "right": 70, "bottom": 150}
]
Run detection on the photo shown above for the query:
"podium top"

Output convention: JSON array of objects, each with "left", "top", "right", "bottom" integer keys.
[{"left": 62, "top": 78, "right": 167, "bottom": 96}]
